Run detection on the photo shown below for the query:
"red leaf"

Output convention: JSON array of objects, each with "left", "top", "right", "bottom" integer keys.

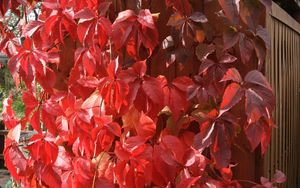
[
  {"left": 43, "top": 0, "right": 60, "bottom": 9},
  {"left": 239, "top": 33, "right": 255, "bottom": 64},
  {"left": 100, "top": 78, "right": 129, "bottom": 115},
  {"left": 7, "top": 124, "right": 21, "bottom": 143},
  {"left": 1, "top": 96, "right": 18, "bottom": 129},
  {"left": 8, "top": 37, "right": 49, "bottom": 88},
  {"left": 42, "top": 109, "right": 57, "bottom": 134},
  {"left": 74, "top": 8, "right": 95, "bottom": 20},
  {"left": 27, "top": 134, "right": 59, "bottom": 165},
  {"left": 211, "top": 124, "right": 231, "bottom": 169},
  {"left": 95, "top": 178, "right": 114, "bottom": 188},
  {"left": 165, "top": 0, "right": 192, "bottom": 15},
  {"left": 31, "top": 110, "right": 41, "bottom": 132},
  {"left": 220, "top": 167, "right": 233, "bottom": 181},
  {"left": 153, "top": 145, "right": 177, "bottom": 185},
  {"left": 219, "top": 53, "right": 237, "bottom": 64},
  {"left": 120, "top": 136, "right": 146, "bottom": 154},
  {"left": 74, "top": 157, "right": 93, "bottom": 180},
  {"left": 0, "top": 0, "right": 10, "bottom": 15},
  {"left": 54, "top": 146, "right": 72, "bottom": 171},
  {"left": 196, "top": 43, "right": 215, "bottom": 61},
  {"left": 198, "top": 59, "right": 215, "bottom": 75},
  {"left": 142, "top": 77, "right": 164, "bottom": 105},
  {"left": 36, "top": 67, "right": 56, "bottom": 93},
  {"left": 132, "top": 61, "right": 147, "bottom": 77},
  {"left": 259, "top": 0, "right": 272, "bottom": 9},
  {"left": 189, "top": 12, "right": 208, "bottom": 23},
  {"left": 223, "top": 26, "right": 239, "bottom": 50},
  {"left": 161, "top": 135, "right": 185, "bottom": 164},
  {"left": 112, "top": 10, "right": 135, "bottom": 48},
  {"left": 138, "top": 112, "right": 156, "bottom": 139},
  {"left": 244, "top": 118, "right": 272, "bottom": 155},
  {"left": 81, "top": 90, "right": 106, "bottom": 118},
  {"left": 244, "top": 71, "right": 275, "bottom": 123},
  {"left": 44, "top": 140, "right": 59, "bottom": 163},
  {"left": 272, "top": 170, "right": 287, "bottom": 184},
  {"left": 98, "top": 2, "right": 112, "bottom": 16},
  {"left": 4, "top": 139, "right": 27, "bottom": 181},
  {"left": 259, "top": 177, "right": 272, "bottom": 188},
  {"left": 245, "top": 89, "right": 268, "bottom": 123},
  {"left": 244, "top": 121, "right": 264, "bottom": 151},
  {"left": 218, "top": 0, "right": 239, "bottom": 24},
  {"left": 76, "top": 8, "right": 112, "bottom": 48},
  {"left": 82, "top": 50, "right": 96, "bottom": 76},
  {"left": 123, "top": 107, "right": 139, "bottom": 129},
  {"left": 163, "top": 76, "right": 193, "bottom": 120},
  {"left": 42, "top": 98, "right": 64, "bottom": 116},
  {"left": 105, "top": 122, "right": 121, "bottom": 137},
  {"left": 254, "top": 37, "right": 267, "bottom": 69},
  {"left": 202, "top": 179, "right": 223, "bottom": 188},
  {"left": 239, "top": 0, "right": 264, "bottom": 30},
  {"left": 167, "top": 12, "right": 185, "bottom": 27},
  {"left": 123, "top": 107, "right": 156, "bottom": 139},
  {"left": 195, "top": 122, "right": 215, "bottom": 151},
  {"left": 22, "top": 20, "right": 43, "bottom": 37},
  {"left": 112, "top": 9, "right": 158, "bottom": 59},
  {"left": 221, "top": 68, "right": 242, "bottom": 83},
  {"left": 41, "top": 7, "right": 77, "bottom": 42},
  {"left": 178, "top": 176, "right": 200, "bottom": 188},
  {"left": 187, "top": 75, "right": 209, "bottom": 103},
  {"left": 195, "top": 29, "right": 205, "bottom": 43},
  {"left": 183, "top": 149, "right": 196, "bottom": 167},
  {"left": 120, "top": 62, "right": 164, "bottom": 116},
  {"left": 41, "top": 165, "right": 62, "bottom": 188},
  {"left": 77, "top": 76, "right": 100, "bottom": 88},
  {"left": 220, "top": 83, "right": 243, "bottom": 114},
  {"left": 256, "top": 26, "right": 270, "bottom": 49},
  {"left": 261, "top": 122, "right": 272, "bottom": 154},
  {"left": 22, "top": 91, "right": 38, "bottom": 117}
]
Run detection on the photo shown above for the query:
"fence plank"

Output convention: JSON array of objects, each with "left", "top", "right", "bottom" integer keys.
[{"left": 265, "top": 2, "right": 300, "bottom": 187}]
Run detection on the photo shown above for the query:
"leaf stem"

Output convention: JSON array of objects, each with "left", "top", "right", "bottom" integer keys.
[
  {"left": 237, "top": 179, "right": 259, "bottom": 185},
  {"left": 46, "top": 33, "right": 70, "bottom": 52},
  {"left": 24, "top": 5, "right": 28, "bottom": 24},
  {"left": 109, "top": 37, "right": 113, "bottom": 60},
  {"left": 92, "top": 152, "right": 105, "bottom": 188}
]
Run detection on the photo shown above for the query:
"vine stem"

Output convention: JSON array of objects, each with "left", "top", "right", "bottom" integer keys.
[
  {"left": 109, "top": 37, "right": 113, "bottom": 61},
  {"left": 237, "top": 179, "right": 259, "bottom": 185},
  {"left": 46, "top": 33, "right": 70, "bottom": 52},
  {"left": 24, "top": 5, "right": 28, "bottom": 24},
  {"left": 92, "top": 152, "right": 105, "bottom": 188}
]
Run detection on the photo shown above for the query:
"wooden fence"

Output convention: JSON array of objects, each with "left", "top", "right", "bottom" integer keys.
[{"left": 264, "top": 2, "right": 300, "bottom": 187}]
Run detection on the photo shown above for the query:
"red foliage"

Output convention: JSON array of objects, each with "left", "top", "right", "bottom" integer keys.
[{"left": 0, "top": 0, "right": 286, "bottom": 187}]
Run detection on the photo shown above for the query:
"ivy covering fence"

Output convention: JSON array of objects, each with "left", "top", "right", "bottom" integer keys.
[{"left": 0, "top": 0, "right": 287, "bottom": 187}]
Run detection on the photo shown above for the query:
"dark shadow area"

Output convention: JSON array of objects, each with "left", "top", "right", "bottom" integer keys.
[
  {"left": 274, "top": 0, "right": 300, "bottom": 22},
  {"left": 0, "top": 122, "right": 4, "bottom": 169}
]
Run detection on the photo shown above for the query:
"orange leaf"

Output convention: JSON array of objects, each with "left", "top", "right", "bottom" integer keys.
[{"left": 195, "top": 30, "right": 205, "bottom": 43}]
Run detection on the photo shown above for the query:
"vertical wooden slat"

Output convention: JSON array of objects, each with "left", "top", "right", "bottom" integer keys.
[
  {"left": 293, "top": 33, "right": 300, "bottom": 186},
  {"left": 288, "top": 27, "right": 291, "bottom": 180},
  {"left": 284, "top": 25, "right": 288, "bottom": 179},
  {"left": 265, "top": 2, "right": 300, "bottom": 187},
  {"left": 284, "top": 29, "right": 293, "bottom": 186}
]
